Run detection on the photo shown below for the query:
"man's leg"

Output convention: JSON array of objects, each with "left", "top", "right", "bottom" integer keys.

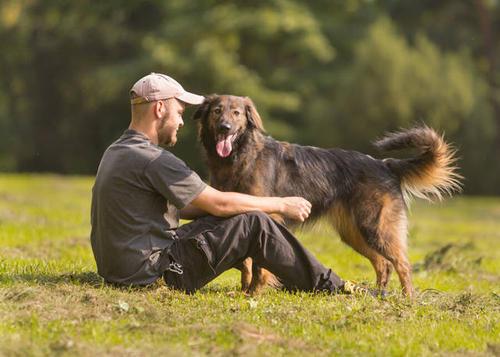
[{"left": 163, "top": 211, "right": 344, "bottom": 293}]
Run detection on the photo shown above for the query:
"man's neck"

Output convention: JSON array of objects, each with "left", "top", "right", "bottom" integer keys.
[{"left": 128, "top": 121, "right": 158, "bottom": 145}]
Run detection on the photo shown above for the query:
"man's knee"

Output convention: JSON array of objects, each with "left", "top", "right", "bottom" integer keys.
[{"left": 244, "top": 211, "right": 278, "bottom": 232}]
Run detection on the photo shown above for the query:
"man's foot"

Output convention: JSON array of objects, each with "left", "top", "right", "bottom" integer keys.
[{"left": 341, "top": 280, "right": 377, "bottom": 297}]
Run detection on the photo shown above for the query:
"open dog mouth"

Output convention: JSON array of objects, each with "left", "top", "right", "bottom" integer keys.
[{"left": 215, "top": 133, "right": 237, "bottom": 158}]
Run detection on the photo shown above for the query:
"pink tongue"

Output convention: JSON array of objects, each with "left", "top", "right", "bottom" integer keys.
[{"left": 216, "top": 136, "right": 233, "bottom": 158}]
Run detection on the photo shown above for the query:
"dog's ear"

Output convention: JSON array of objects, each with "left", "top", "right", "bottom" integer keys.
[
  {"left": 192, "top": 95, "right": 217, "bottom": 121},
  {"left": 244, "top": 97, "right": 264, "bottom": 131}
]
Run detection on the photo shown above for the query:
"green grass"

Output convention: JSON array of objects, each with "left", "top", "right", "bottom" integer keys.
[{"left": 0, "top": 174, "right": 499, "bottom": 356}]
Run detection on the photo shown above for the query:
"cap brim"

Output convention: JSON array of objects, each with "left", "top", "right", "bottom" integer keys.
[{"left": 177, "top": 91, "right": 205, "bottom": 105}]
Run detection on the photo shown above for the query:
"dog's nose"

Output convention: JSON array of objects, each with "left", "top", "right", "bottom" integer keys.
[{"left": 219, "top": 122, "right": 232, "bottom": 132}]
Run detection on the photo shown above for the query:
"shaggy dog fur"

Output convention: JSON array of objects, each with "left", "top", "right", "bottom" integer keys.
[{"left": 193, "top": 95, "right": 462, "bottom": 298}]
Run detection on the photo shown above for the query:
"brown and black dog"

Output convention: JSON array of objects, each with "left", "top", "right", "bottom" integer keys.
[{"left": 193, "top": 95, "right": 462, "bottom": 298}]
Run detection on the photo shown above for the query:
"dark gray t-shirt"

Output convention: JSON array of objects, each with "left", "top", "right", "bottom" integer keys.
[{"left": 90, "top": 129, "right": 206, "bottom": 285}]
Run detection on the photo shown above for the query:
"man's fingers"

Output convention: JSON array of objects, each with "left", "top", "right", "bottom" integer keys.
[
  {"left": 282, "top": 196, "right": 312, "bottom": 221},
  {"left": 296, "top": 198, "right": 310, "bottom": 221},
  {"left": 302, "top": 201, "right": 311, "bottom": 216},
  {"left": 299, "top": 206, "right": 310, "bottom": 221}
]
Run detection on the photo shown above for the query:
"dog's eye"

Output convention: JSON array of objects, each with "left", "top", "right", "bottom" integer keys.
[
  {"left": 233, "top": 110, "right": 240, "bottom": 116},
  {"left": 214, "top": 108, "right": 221, "bottom": 115}
]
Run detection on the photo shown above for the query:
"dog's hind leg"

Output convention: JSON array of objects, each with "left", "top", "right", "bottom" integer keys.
[
  {"left": 368, "top": 253, "right": 393, "bottom": 297},
  {"left": 338, "top": 227, "right": 392, "bottom": 296},
  {"left": 330, "top": 203, "right": 392, "bottom": 295},
  {"left": 383, "top": 250, "right": 412, "bottom": 298},
  {"left": 340, "top": 231, "right": 394, "bottom": 296},
  {"left": 377, "top": 199, "right": 413, "bottom": 298},
  {"left": 358, "top": 194, "right": 414, "bottom": 298}
]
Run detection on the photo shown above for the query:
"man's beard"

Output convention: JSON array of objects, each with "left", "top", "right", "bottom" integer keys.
[{"left": 157, "top": 114, "right": 175, "bottom": 147}]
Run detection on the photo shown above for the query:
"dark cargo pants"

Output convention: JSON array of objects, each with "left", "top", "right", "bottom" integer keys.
[{"left": 162, "top": 211, "right": 343, "bottom": 293}]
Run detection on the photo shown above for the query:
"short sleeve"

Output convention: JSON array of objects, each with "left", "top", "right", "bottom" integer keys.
[{"left": 144, "top": 151, "right": 206, "bottom": 209}]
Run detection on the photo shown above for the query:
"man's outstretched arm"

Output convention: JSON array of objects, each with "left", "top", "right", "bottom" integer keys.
[{"left": 188, "top": 185, "right": 311, "bottom": 222}]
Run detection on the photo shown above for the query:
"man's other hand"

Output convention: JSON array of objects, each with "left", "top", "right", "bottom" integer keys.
[{"left": 280, "top": 197, "right": 312, "bottom": 222}]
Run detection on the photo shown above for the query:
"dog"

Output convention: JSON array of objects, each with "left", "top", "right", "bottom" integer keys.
[{"left": 193, "top": 95, "right": 462, "bottom": 298}]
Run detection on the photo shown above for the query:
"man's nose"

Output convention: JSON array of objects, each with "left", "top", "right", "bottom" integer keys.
[{"left": 218, "top": 122, "right": 231, "bottom": 132}]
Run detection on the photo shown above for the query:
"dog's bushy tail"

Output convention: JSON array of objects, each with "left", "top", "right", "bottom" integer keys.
[{"left": 374, "top": 126, "right": 462, "bottom": 203}]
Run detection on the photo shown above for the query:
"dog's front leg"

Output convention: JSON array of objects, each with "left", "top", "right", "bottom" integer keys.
[
  {"left": 248, "top": 266, "right": 281, "bottom": 295},
  {"left": 239, "top": 257, "right": 253, "bottom": 293}
]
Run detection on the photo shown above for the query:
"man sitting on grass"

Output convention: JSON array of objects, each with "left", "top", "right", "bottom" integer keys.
[{"left": 90, "top": 72, "right": 372, "bottom": 295}]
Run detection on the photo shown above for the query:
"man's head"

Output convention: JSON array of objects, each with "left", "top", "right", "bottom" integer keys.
[{"left": 129, "top": 73, "right": 204, "bottom": 146}]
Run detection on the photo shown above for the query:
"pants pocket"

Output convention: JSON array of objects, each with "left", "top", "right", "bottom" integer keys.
[
  {"left": 163, "top": 232, "right": 217, "bottom": 293},
  {"left": 189, "top": 234, "right": 216, "bottom": 274}
]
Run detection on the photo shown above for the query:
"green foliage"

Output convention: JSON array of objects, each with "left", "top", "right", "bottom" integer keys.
[
  {"left": 309, "top": 18, "right": 483, "bottom": 150},
  {"left": 1, "top": 175, "right": 500, "bottom": 355},
  {"left": 0, "top": 1, "right": 499, "bottom": 193}
]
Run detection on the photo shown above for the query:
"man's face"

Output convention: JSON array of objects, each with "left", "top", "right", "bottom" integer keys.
[{"left": 157, "top": 99, "right": 185, "bottom": 147}]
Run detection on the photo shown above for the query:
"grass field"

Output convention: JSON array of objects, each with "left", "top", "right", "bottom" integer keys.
[{"left": 0, "top": 174, "right": 499, "bottom": 356}]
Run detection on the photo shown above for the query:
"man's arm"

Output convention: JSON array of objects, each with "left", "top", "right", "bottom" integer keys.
[
  {"left": 179, "top": 204, "right": 208, "bottom": 220},
  {"left": 190, "top": 185, "right": 311, "bottom": 222}
]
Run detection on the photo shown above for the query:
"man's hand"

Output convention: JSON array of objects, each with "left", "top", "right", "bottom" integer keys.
[{"left": 279, "top": 197, "right": 312, "bottom": 222}]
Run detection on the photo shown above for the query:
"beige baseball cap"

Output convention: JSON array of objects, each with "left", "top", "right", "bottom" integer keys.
[{"left": 130, "top": 72, "right": 204, "bottom": 105}]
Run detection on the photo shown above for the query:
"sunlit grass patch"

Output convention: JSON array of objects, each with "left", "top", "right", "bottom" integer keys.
[{"left": 0, "top": 174, "right": 499, "bottom": 356}]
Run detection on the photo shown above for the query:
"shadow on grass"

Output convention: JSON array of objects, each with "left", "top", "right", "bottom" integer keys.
[
  {"left": 0, "top": 271, "right": 105, "bottom": 287},
  {"left": 2, "top": 271, "right": 245, "bottom": 297},
  {"left": 1, "top": 271, "right": 181, "bottom": 293}
]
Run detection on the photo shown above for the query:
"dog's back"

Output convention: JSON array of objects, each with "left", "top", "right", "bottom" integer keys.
[{"left": 252, "top": 137, "right": 400, "bottom": 223}]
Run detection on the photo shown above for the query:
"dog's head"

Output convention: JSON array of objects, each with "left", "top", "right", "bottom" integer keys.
[{"left": 193, "top": 95, "right": 264, "bottom": 158}]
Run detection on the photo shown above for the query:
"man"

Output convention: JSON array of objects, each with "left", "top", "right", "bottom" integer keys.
[{"left": 90, "top": 72, "right": 371, "bottom": 295}]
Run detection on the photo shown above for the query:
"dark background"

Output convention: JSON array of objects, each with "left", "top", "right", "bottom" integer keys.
[{"left": 0, "top": 0, "right": 499, "bottom": 194}]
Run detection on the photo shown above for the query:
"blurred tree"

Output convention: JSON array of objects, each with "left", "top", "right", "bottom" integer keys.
[
  {"left": 0, "top": 0, "right": 151, "bottom": 173},
  {"left": 141, "top": 0, "right": 336, "bottom": 172},
  {"left": 0, "top": 0, "right": 498, "bottom": 193},
  {"left": 0, "top": 0, "right": 336, "bottom": 176},
  {"left": 379, "top": 0, "right": 500, "bottom": 192},
  {"left": 308, "top": 18, "right": 478, "bottom": 149}
]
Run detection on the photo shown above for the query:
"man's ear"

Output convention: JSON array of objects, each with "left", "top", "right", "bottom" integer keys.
[
  {"left": 244, "top": 97, "right": 264, "bottom": 131},
  {"left": 153, "top": 100, "right": 165, "bottom": 119},
  {"left": 192, "top": 95, "right": 217, "bottom": 121}
]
